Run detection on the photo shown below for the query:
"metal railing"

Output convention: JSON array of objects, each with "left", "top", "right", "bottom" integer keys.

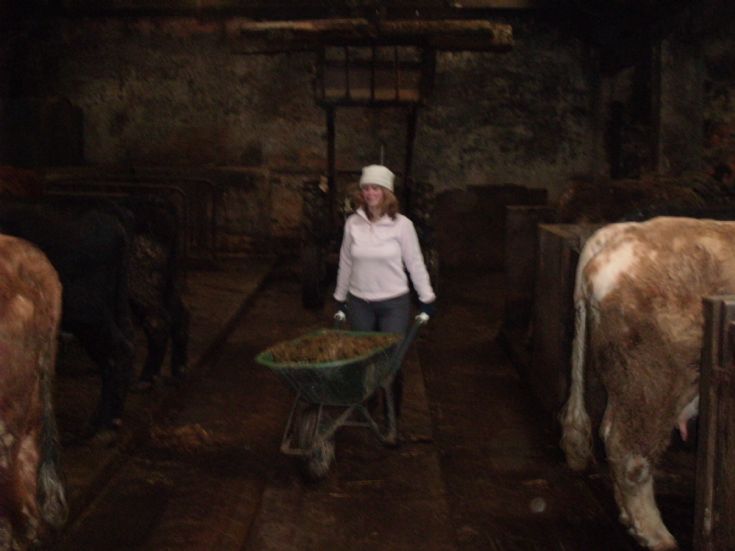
[{"left": 44, "top": 174, "right": 221, "bottom": 262}]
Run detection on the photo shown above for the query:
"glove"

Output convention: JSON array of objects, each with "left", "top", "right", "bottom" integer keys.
[
  {"left": 419, "top": 301, "right": 436, "bottom": 318},
  {"left": 334, "top": 301, "right": 348, "bottom": 322}
]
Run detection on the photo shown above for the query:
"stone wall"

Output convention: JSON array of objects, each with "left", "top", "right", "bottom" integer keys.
[
  {"left": 416, "top": 18, "right": 597, "bottom": 196},
  {"left": 704, "top": 23, "right": 735, "bottom": 180},
  {"left": 3, "top": 10, "right": 734, "bottom": 249},
  {"left": 1, "top": 14, "right": 600, "bottom": 249},
  {"left": 34, "top": 16, "right": 596, "bottom": 200}
]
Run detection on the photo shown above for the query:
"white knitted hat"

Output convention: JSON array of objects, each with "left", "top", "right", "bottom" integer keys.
[{"left": 359, "top": 165, "right": 395, "bottom": 192}]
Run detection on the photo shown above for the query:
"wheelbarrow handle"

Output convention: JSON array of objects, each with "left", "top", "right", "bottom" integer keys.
[
  {"left": 334, "top": 312, "right": 347, "bottom": 329},
  {"left": 416, "top": 312, "right": 430, "bottom": 325},
  {"left": 334, "top": 311, "right": 428, "bottom": 328},
  {"left": 389, "top": 314, "right": 428, "bottom": 369},
  {"left": 333, "top": 311, "right": 428, "bottom": 363}
]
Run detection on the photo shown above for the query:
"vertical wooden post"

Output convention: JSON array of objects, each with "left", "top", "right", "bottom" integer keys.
[
  {"left": 370, "top": 44, "right": 376, "bottom": 103},
  {"left": 343, "top": 46, "right": 351, "bottom": 101},
  {"left": 317, "top": 47, "right": 326, "bottom": 102},
  {"left": 326, "top": 106, "right": 336, "bottom": 228},
  {"left": 652, "top": 8, "right": 704, "bottom": 175},
  {"left": 695, "top": 296, "right": 735, "bottom": 550},
  {"left": 402, "top": 104, "right": 417, "bottom": 212},
  {"left": 393, "top": 45, "right": 400, "bottom": 101}
]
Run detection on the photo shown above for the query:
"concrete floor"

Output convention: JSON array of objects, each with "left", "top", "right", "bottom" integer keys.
[
  {"left": 48, "top": 256, "right": 699, "bottom": 551},
  {"left": 52, "top": 257, "right": 276, "bottom": 530},
  {"left": 46, "top": 185, "right": 700, "bottom": 550}
]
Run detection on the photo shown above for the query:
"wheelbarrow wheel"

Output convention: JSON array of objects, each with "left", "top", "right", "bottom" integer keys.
[
  {"left": 296, "top": 405, "right": 335, "bottom": 480},
  {"left": 306, "top": 438, "right": 335, "bottom": 480}
]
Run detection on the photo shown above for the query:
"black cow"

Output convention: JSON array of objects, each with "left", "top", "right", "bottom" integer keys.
[
  {"left": 117, "top": 195, "right": 190, "bottom": 389},
  {"left": 43, "top": 194, "right": 191, "bottom": 388},
  {"left": 0, "top": 200, "right": 135, "bottom": 440},
  {"left": 0, "top": 193, "right": 192, "bottom": 434}
]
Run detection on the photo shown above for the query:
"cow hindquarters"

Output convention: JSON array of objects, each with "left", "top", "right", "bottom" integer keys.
[
  {"left": 0, "top": 237, "right": 67, "bottom": 548},
  {"left": 605, "top": 421, "right": 677, "bottom": 550}
]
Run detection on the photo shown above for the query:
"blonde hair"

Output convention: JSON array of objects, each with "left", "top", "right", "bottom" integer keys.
[{"left": 354, "top": 187, "right": 400, "bottom": 220}]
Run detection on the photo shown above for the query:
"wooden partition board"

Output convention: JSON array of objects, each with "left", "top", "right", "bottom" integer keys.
[
  {"left": 527, "top": 223, "right": 601, "bottom": 421},
  {"left": 696, "top": 296, "right": 735, "bottom": 551}
]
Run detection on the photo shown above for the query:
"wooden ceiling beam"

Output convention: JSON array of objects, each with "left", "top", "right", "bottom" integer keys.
[
  {"left": 229, "top": 18, "right": 513, "bottom": 53},
  {"left": 449, "top": 0, "right": 539, "bottom": 7},
  {"left": 48, "top": 1, "right": 534, "bottom": 19}
]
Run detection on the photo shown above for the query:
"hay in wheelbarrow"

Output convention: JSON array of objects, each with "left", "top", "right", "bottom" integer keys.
[
  {"left": 256, "top": 329, "right": 401, "bottom": 406},
  {"left": 267, "top": 331, "right": 399, "bottom": 363}
]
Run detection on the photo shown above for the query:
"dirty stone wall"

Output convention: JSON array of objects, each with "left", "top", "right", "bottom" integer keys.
[
  {"left": 595, "top": 16, "right": 735, "bottom": 183},
  {"left": 29, "top": 15, "right": 597, "bottom": 196},
  {"left": 10, "top": 14, "right": 735, "bottom": 250},
  {"left": 415, "top": 18, "right": 598, "bottom": 195},
  {"left": 2, "top": 14, "right": 599, "bottom": 252},
  {"left": 703, "top": 23, "right": 735, "bottom": 178}
]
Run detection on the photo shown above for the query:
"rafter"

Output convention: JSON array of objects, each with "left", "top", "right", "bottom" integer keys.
[{"left": 230, "top": 17, "right": 513, "bottom": 52}]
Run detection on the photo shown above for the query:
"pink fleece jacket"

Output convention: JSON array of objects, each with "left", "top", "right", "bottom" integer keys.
[{"left": 333, "top": 208, "right": 436, "bottom": 304}]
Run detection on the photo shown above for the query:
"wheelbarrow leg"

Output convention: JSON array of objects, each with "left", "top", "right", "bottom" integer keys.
[
  {"left": 382, "top": 380, "right": 399, "bottom": 447},
  {"left": 390, "top": 369, "right": 404, "bottom": 419}
]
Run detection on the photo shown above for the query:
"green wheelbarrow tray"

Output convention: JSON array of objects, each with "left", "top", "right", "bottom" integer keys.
[
  {"left": 255, "top": 315, "right": 428, "bottom": 479},
  {"left": 255, "top": 329, "right": 402, "bottom": 407}
]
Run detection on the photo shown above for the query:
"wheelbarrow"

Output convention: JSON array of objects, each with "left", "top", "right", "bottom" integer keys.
[{"left": 255, "top": 313, "right": 429, "bottom": 479}]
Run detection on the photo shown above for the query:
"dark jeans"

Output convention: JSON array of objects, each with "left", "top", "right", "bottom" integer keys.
[
  {"left": 347, "top": 292, "right": 411, "bottom": 333},
  {"left": 347, "top": 293, "right": 411, "bottom": 417}
]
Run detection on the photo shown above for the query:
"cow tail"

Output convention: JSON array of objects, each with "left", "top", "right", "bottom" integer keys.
[
  {"left": 560, "top": 297, "right": 593, "bottom": 471},
  {"left": 37, "top": 341, "right": 68, "bottom": 529}
]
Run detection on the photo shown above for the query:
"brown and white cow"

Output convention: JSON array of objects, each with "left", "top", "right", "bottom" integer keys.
[
  {"left": 0, "top": 235, "right": 68, "bottom": 549},
  {"left": 560, "top": 216, "right": 735, "bottom": 550}
]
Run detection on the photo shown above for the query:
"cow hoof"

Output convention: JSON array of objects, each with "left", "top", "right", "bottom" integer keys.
[
  {"left": 634, "top": 528, "right": 678, "bottom": 551},
  {"left": 650, "top": 541, "right": 678, "bottom": 551}
]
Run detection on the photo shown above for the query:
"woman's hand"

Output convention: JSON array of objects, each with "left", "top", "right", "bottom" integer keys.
[
  {"left": 334, "top": 301, "right": 348, "bottom": 322},
  {"left": 419, "top": 301, "right": 436, "bottom": 318}
]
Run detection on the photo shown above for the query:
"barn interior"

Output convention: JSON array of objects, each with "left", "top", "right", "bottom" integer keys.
[{"left": 1, "top": 1, "right": 734, "bottom": 550}]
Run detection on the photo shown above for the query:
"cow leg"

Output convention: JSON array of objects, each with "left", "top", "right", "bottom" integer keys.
[
  {"left": 0, "top": 431, "right": 25, "bottom": 548},
  {"left": 16, "top": 433, "right": 41, "bottom": 546},
  {"left": 168, "top": 294, "right": 190, "bottom": 378},
  {"left": 101, "top": 331, "right": 134, "bottom": 428},
  {"left": 72, "top": 321, "right": 133, "bottom": 433},
  {"left": 605, "top": 423, "right": 677, "bottom": 550},
  {"left": 137, "top": 310, "right": 169, "bottom": 385},
  {"left": 0, "top": 516, "right": 11, "bottom": 550},
  {"left": 599, "top": 405, "right": 632, "bottom": 527}
]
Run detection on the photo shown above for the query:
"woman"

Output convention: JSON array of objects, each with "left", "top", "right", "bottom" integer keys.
[
  {"left": 333, "top": 164, "right": 436, "bottom": 417},
  {"left": 334, "top": 164, "right": 436, "bottom": 331}
]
